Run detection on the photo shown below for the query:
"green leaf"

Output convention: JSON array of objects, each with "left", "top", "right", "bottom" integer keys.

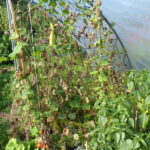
[
  {"left": 68, "top": 113, "right": 76, "bottom": 120},
  {"left": 125, "top": 128, "right": 134, "bottom": 136},
  {"left": 98, "top": 74, "right": 107, "bottom": 82},
  {"left": 30, "top": 126, "right": 38, "bottom": 137},
  {"left": 50, "top": 101, "right": 58, "bottom": 112},
  {"left": 133, "top": 141, "right": 140, "bottom": 149},
  {"left": 69, "top": 99, "right": 80, "bottom": 108},
  {"left": 128, "top": 118, "right": 134, "bottom": 128},
  {"left": 9, "top": 42, "right": 28, "bottom": 59},
  {"left": 90, "top": 71, "right": 98, "bottom": 75},
  {"left": 101, "top": 59, "right": 109, "bottom": 66},
  {"left": 17, "top": 144, "right": 25, "bottom": 150},
  {"left": 7, "top": 138, "right": 17, "bottom": 144},
  {"left": 41, "top": 0, "right": 48, "bottom": 2},
  {"left": 18, "top": 28, "right": 26, "bottom": 36},
  {"left": 119, "top": 140, "right": 126, "bottom": 150},
  {"left": 62, "top": 10, "right": 69, "bottom": 15},
  {"left": 9, "top": 32, "right": 19, "bottom": 40},
  {"left": 73, "top": 134, "right": 79, "bottom": 141},
  {"left": 139, "top": 113, "right": 149, "bottom": 130},
  {"left": 22, "top": 104, "right": 30, "bottom": 111},
  {"left": 23, "top": 117, "right": 28, "bottom": 125},
  {"left": 58, "top": 113, "right": 66, "bottom": 120},
  {"left": 46, "top": 100, "right": 58, "bottom": 112},
  {"left": 121, "top": 132, "right": 125, "bottom": 141},
  {"left": 145, "top": 95, "right": 150, "bottom": 104},
  {"left": 0, "top": 57, "right": 8, "bottom": 62},
  {"left": 22, "top": 89, "right": 29, "bottom": 99},
  {"left": 6, "top": 144, "right": 15, "bottom": 150},
  {"left": 140, "top": 139, "right": 147, "bottom": 147},
  {"left": 114, "top": 132, "right": 120, "bottom": 144},
  {"left": 5, "top": 139, "right": 31, "bottom": 150},
  {"left": 59, "top": 1, "right": 66, "bottom": 6},
  {"left": 120, "top": 114, "right": 127, "bottom": 123},
  {"left": 99, "top": 116, "right": 107, "bottom": 126},
  {"left": 110, "top": 118, "right": 119, "bottom": 124},
  {"left": 82, "top": 103, "right": 91, "bottom": 110},
  {"left": 49, "top": 0, "right": 57, "bottom": 7},
  {"left": 126, "top": 139, "right": 133, "bottom": 150},
  {"left": 127, "top": 81, "right": 134, "bottom": 91}
]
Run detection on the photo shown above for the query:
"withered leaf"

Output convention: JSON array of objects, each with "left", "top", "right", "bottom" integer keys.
[
  {"left": 88, "top": 121, "right": 95, "bottom": 128},
  {"left": 52, "top": 126, "right": 59, "bottom": 133},
  {"left": 78, "top": 31, "right": 81, "bottom": 39},
  {"left": 60, "top": 79, "right": 68, "bottom": 91},
  {"left": 77, "top": 89, "right": 82, "bottom": 96},
  {"left": 86, "top": 97, "right": 89, "bottom": 103},
  {"left": 59, "top": 96, "right": 65, "bottom": 105},
  {"left": 65, "top": 94, "right": 69, "bottom": 101},
  {"left": 74, "top": 40, "right": 78, "bottom": 49},
  {"left": 63, "top": 128, "right": 70, "bottom": 136},
  {"left": 47, "top": 115, "right": 54, "bottom": 123}
]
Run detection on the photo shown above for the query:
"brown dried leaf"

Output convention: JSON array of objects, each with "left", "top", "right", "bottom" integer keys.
[
  {"left": 88, "top": 121, "right": 95, "bottom": 128},
  {"left": 63, "top": 128, "right": 70, "bottom": 136},
  {"left": 47, "top": 115, "right": 54, "bottom": 123},
  {"left": 84, "top": 32, "right": 88, "bottom": 38},
  {"left": 60, "top": 79, "right": 68, "bottom": 91},
  {"left": 17, "top": 9, "right": 22, "bottom": 15},
  {"left": 77, "top": 89, "right": 82, "bottom": 96},
  {"left": 86, "top": 97, "right": 89, "bottom": 103},
  {"left": 78, "top": 31, "right": 81, "bottom": 39},
  {"left": 88, "top": 44, "right": 91, "bottom": 49},
  {"left": 74, "top": 40, "right": 78, "bottom": 49},
  {"left": 84, "top": 133, "right": 89, "bottom": 139},
  {"left": 74, "top": 52, "right": 78, "bottom": 57},
  {"left": 96, "top": 8, "right": 102, "bottom": 17},
  {"left": 50, "top": 71, "right": 54, "bottom": 78},
  {"left": 65, "top": 94, "right": 69, "bottom": 101},
  {"left": 97, "top": 0, "right": 102, "bottom": 6},
  {"left": 52, "top": 49, "right": 58, "bottom": 56},
  {"left": 59, "top": 96, "right": 65, "bottom": 105},
  {"left": 52, "top": 126, "right": 59, "bottom": 133}
]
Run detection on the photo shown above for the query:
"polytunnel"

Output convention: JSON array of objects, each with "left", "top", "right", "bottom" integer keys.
[
  {"left": 6, "top": 0, "right": 150, "bottom": 71},
  {"left": 101, "top": 0, "right": 150, "bottom": 70}
]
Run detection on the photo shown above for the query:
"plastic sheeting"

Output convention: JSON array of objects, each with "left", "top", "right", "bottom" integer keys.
[
  {"left": 101, "top": 0, "right": 150, "bottom": 70},
  {"left": 27, "top": 0, "right": 132, "bottom": 70},
  {"left": 23, "top": 0, "right": 150, "bottom": 70}
]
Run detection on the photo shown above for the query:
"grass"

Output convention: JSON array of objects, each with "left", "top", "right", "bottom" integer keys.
[
  {"left": 0, "top": 65, "right": 14, "bottom": 149},
  {"left": 0, "top": 66, "right": 14, "bottom": 111},
  {"left": 0, "top": 120, "right": 10, "bottom": 150}
]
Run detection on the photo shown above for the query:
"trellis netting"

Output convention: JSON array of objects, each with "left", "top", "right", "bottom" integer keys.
[
  {"left": 7, "top": 0, "right": 133, "bottom": 71},
  {"left": 102, "top": 0, "right": 150, "bottom": 70}
]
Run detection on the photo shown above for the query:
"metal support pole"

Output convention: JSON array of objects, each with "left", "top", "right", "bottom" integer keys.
[{"left": 6, "top": 0, "right": 18, "bottom": 71}]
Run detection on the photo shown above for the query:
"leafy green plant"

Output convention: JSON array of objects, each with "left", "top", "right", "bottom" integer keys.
[
  {"left": 0, "top": 34, "right": 12, "bottom": 65},
  {"left": 0, "top": 69, "right": 14, "bottom": 110},
  {"left": 6, "top": 138, "right": 36, "bottom": 150},
  {"left": 0, "top": 121, "right": 9, "bottom": 150},
  {"left": 88, "top": 68, "right": 150, "bottom": 150},
  {"left": 0, "top": 5, "right": 12, "bottom": 65}
]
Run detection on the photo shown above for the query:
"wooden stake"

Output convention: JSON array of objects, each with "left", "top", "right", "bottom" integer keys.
[
  {"left": 8, "top": 0, "right": 25, "bottom": 75},
  {"left": 85, "top": 141, "right": 88, "bottom": 150}
]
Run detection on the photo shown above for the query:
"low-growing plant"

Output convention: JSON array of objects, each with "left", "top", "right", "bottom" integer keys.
[
  {"left": 88, "top": 67, "right": 150, "bottom": 150},
  {"left": 5, "top": 138, "right": 36, "bottom": 150},
  {"left": 0, "top": 69, "right": 14, "bottom": 110}
]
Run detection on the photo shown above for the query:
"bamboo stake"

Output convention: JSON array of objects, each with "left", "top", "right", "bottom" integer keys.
[
  {"left": 8, "top": 0, "right": 25, "bottom": 75},
  {"left": 85, "top": 141, "right": 88, "bottom": 150}
]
